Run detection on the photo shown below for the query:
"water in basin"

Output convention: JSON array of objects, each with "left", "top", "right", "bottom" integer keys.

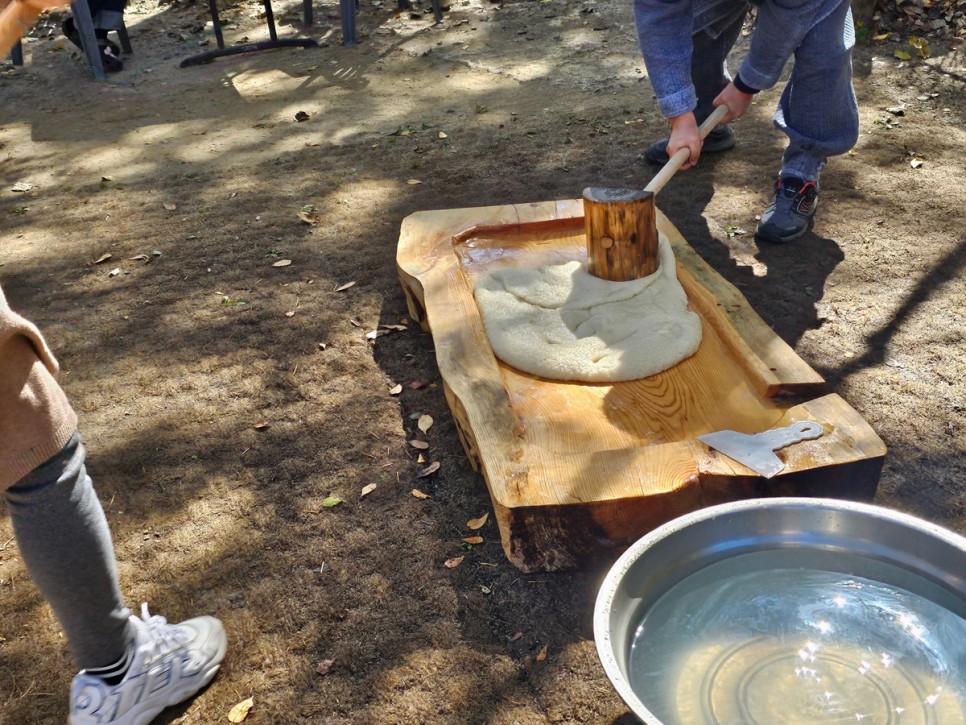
[{"left": 628, "top": 549, "right": 966, "bottom": 724}]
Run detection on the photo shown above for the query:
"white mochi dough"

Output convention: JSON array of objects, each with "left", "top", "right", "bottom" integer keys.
[{"left": 473, "top": 236, "right": 702, "bottom": 382}]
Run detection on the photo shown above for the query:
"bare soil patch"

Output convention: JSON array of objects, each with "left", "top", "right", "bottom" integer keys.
[{"left": 1, "top": 2, "right": 964, "bottom": 723}]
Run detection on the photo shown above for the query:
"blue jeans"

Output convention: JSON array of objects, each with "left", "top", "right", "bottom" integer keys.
[
  {"left": 4, "top": 432, "right": 132, "bottom": 670},
  {"left": 774, "top": 1, "right": 859, "bottom": 182},
  {"left": 691, "top": 0, "right": 859, "bottom": 182}
]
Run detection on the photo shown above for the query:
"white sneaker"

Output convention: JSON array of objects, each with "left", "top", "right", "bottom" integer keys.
[{"left": 68, "top": 603, "right": 227, "bottom": 725}]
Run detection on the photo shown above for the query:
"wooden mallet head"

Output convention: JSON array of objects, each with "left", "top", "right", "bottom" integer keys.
[{"left": 582, "top": 187, "right": 658, "bottom": 282}]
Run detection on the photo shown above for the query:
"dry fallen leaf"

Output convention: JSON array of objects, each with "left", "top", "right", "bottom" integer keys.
[
  {"left": 108, "top": 267, "right": 121, "bottom": 277},
  {"left": 910, "top": 157, "right": 924, "bottom": 168},
  {"left": 228, "top": 697, "right": 254, "bottom": 723},
  {"left": 273, "top": 259, "right": 293, "bottom": 267},
  {"left": 463, "top": 536, "right": 483, "bottom": 545},
  {"left": 163, "top": 201, "right": 177, "bottom": 211},
  {"left": 294, "top": 110, "right": 310, "bottom": 122},
  {"left": 909, "top": 36, "right": 931, "bottom": 59},
  {"left": 411, "top": 489, "right": 431, "bottom": 499},
  {"left": 366, "top": 329, "right": 390, "bottom": 340},
  {"left": 417, "top": 453, "right": 426, "bottom": 464},
  {"left": 94, "top": 253, "right": 112, "bottom": 264},
  {"left": 509, "top": 631, "right": 523, "bottom": 642},
  {"left": 297, "top": 206, "right": 322, "bottom": 225},
  {"left": 253, "top": 420, "right": 270, "bottom": 430},
  {"left": 416, "top": 461, "right": 440, "bottom": 478},
  {"left": 536, "top": 644, "right": 548, "bottom": 662},
  {"left": 285, "top": 310, "right": 296, "bottom": 317},
  {"left": 335, "top": 281, "right": 356, "bottom": 292},
  {"left": 406, "top": 179, "right": 423, "bottom": 185},
  {"left": 408, "top": 380, "right": 428, "bottom": 390},
  {"left": 409, "top": 440, "right": 430, "bottom": 450},
  {"left": 417, "top": 414, "right": 433, "bottom": 433},
  {"left": 444, "top": 556, "right": 465, "bottom": 569},
  {"left": 467, "top": 512, "right": 489, "bottom": 530},
  {"left": 361, "top": 483, "right": 377, "bottom": 498},
  {"left": 322, "top": 496, "right": 344, "bottom": 508},
  {"left": 389, "top": 384, "right": 403, "bottom": 395},
  {"left": 438, "top": 131, "right": 448, "bottom": 139},
  {"left": 316, "top": 659, "right": 334, "bottom": 675}
]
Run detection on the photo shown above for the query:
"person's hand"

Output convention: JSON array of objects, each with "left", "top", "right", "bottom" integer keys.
[
  {"left": 667, "top": 112, "right": 702, "bottom": 170},
  {"left": 1, "top": 0, "right": 71, "bottom": 58},
  {"left": 714, "top": 83, "right": 754, "bottom": 124}
]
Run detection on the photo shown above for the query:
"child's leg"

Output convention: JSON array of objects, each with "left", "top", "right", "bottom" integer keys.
[
  {"left": 4, "top": 432, "right": 133, "bottom": 671},
  {"left": 691, "top": 7, "right": 748, "bottom": 124},
  {"left": 774, "top": 1, "right": 859, "bottom": 181}
]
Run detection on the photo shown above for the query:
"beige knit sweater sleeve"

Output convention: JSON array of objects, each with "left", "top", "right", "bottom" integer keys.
[{"left": 0, "top": 284, "right": 78, "bottom": 491}]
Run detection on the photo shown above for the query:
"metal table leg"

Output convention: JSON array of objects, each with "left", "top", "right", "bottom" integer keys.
[{"left": 181, "top": 0, "right": 317, "bottom": 67}]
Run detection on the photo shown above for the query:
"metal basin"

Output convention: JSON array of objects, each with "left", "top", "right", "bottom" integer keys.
[{"left": 594, "top": 498, "right": 966, "bottom": 724}]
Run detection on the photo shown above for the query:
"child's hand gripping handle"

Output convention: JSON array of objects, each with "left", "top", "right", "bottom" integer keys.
[{"left": 643, "top": 105, "right": 730, "bottom": 195}]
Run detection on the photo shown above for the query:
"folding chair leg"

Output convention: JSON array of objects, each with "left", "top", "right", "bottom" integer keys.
[
  {"left": 10, "top": 40, "right": 24, "bottom": 66},
  {"left": 70, "top": 0, "right": 106, "bottom": 80},
  {"left": 340, "top": 0, "right": 356, "bottom": 46},
  {"left": 115, "top": 22, "right": 132, "bottom": 54},
  {"left": 207, "top": 0, "right": 226, "bottom": 49}
]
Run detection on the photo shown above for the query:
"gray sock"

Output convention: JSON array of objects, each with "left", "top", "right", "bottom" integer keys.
[{"left": 4, "top": 432, "right": 133, "bottom": 670}]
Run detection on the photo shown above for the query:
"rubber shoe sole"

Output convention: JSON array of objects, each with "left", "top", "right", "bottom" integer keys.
[{"left": 755, "top": 216, "right": 814, "bottom": 244}]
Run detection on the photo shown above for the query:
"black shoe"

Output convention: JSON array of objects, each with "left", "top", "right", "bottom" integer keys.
[
  {"left": 62, "top": 17, "right": 124, "bottom": 73},
  {"left": 97, "top": 44, "right": 124, "bottom": 73},
  {"left": 755, "top": 177, "right": 819, "bottom": 244},
  {"left": 641, "top": 124, "right": 736, "bottom": 166}
]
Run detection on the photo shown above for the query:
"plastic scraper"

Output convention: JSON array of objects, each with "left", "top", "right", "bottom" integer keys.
[{"left": 697, "top": 420, "right": 825, "bottom": 479}]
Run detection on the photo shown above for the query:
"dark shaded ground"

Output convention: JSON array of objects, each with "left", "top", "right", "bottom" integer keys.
[{"left": 1, "top": 1, "right": 964, "bottom": 722}]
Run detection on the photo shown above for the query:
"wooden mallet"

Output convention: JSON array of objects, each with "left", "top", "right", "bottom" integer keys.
[{"left": 584, "top": 104, "right": 731, "bottom": 282}]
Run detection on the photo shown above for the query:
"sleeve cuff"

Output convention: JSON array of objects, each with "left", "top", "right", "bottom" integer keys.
[
  {"left": 733, "top": 73, "right": 760, "bottom": 95},
  {"left": 656, "top": 85, "right": 698, "bottom": 120}
]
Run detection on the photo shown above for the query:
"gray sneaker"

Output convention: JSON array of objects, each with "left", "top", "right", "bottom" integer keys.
[
  {"left": 641, "top": 124, "right": 736, "bottom": 166},
  {"left": 69, "top": 603, "right": 227, "bottom": 725},
  {"left": 756, "top": 177, "right": 819, "bottom": 244}
]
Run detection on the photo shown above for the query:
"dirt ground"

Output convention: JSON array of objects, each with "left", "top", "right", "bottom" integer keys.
[{"left": 1, "top": 1, "right": 964, "bottom": 722}]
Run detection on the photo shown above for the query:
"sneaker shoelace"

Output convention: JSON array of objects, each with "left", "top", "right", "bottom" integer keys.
[
  {"left": 773, "top": 179, "right": 811, "bottom": 216},
  {"left": 139, "top": 603, "right": 191, "bottom": 657}
]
